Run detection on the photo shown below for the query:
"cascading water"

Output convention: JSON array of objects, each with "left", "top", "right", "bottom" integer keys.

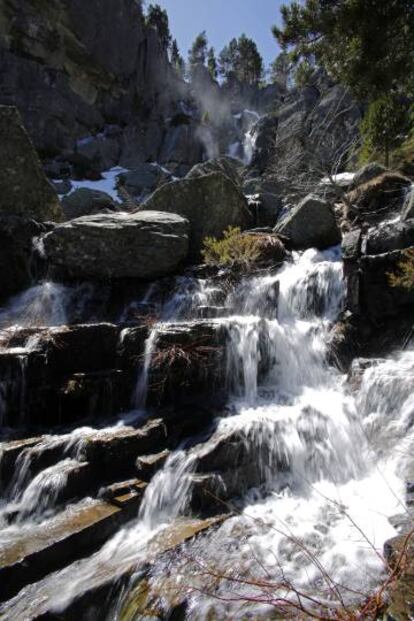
[
  {"left": 228, "top": 109, "right": 261, "bottom": 165},
  {"left": 1, "top": 247, "right": 413, "bottom": 619},
  {"left": 132, "top": 328, "right": 159, "bottom": 410},
  {"left": 123, "top": 247, "right": 409, "bottom": 619},
  {"left": 0, "top": 281, "right": 97, "bottom": 332}
]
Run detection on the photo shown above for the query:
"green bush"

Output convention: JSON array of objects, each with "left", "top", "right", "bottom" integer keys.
[{"left": 202, "top": 227, "right": 261, "bottom": 268}]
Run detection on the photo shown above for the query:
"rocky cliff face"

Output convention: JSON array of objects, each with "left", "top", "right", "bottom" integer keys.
[{"left": 0, "top": 0, "right": 186, "bottom": 166}]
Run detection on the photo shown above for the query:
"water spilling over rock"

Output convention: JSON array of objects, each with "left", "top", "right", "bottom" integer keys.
[{"left": 0, "top": 241, "right": 411, "bottom": 619}]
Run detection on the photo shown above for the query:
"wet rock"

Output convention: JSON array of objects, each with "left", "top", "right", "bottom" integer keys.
[
  {"left": 192, "top": 427, "right": 290, "bottom": 508},
  {"left": 0, "top": 214, "right": 49, "bottom": 303},
  {"left": 0, "top": 488, "right": 146, "bottom": 602},
  {"left": 187, "top": 156, "right": 243, "bottom": 187},
  {"left": 59, "top": 370, "right": 131, "bottom": 422},
  {"left": 0, "top": 437, "right": 42, "bottom": 487},
  {"left": 83, "top": 419, "right": 167, "bottom": 480},
  {"left": 117, "top": 325, "right": 150, "bottom": 369},
  {"left": 146, "top": 322, "right": 227, "bottom": 406},
  {"left": 244, "top": 176, "right": 283, "bottom": 227},
  {"left": 139, "top": 173, "right": 252, "bottom": 260},
  {"left": 275, "top": 194, "right": 341, "bottom": 250},
  {"left": 136, "top": 449, "right": 170, "bottom": 481},
  {"left": 162, "top": 403, "right": 219, "bottom": 445},
  {"left": 61, "top": 188, "right": 118, "bottom": 221},
  {"left": 24, "top": 515, "right": 229, "bottom": 620},
  {"left": 100, "top": 479, "right": 146, "bottom": 505},
  {"left": 41, "top": 323, "right": 122, "bottom": 376},
  {"left": 197, "top": 306, "right": 230, "bottom": 319},
  {"left": 41, "top": 211, "right": 190, "bottom": 280},
  {"left": 0, "top": 106, "right": 62, "bottom": 222},
  {"left": 0, "top": 323, "right": 146, "bottom": 427},
  {"left": 327, "top": 313, "right": 367, "bottom": 372},
  {"left": 189, "top": 473, "right": 228, "bottom": 515},
  {"left": 346, "top": 357, "right": 385, "bottom": 391}
]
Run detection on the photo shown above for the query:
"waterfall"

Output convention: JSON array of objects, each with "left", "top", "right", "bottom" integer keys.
[
  {"left": 227, "top": 109, "right": 260, "bottom": 165},
  {"left": 0, "top": 281, "right": 97, "bottom": 330},
  {"left": 1, "top": 246, "right": 413, "bottom": 620},
  {"left": 132, "top": 328, "right": 159, "bottom": 410}
]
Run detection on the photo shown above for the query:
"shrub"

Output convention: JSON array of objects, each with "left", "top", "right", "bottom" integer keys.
[
  {"left": 388, "top": 248, "right": 414, "bottom": 290},
  {"left": 202, "top": 227, "right": 262, "bottom": 268}
]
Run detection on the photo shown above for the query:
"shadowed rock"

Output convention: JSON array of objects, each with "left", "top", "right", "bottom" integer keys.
[
  {"left": 275, "top": 194, "right": 341, "bottom": 249},
  {"left": 0, "top": 106, "right": 62, "bottom": 222}
]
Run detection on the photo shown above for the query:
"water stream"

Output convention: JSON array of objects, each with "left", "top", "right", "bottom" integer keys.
[{"left": 0, "top": 247, "right": 412, "bottom": 618}]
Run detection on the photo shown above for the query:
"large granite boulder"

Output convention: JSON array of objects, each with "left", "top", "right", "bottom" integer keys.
[
  {"left": 41, "top": 211, "right": 189, "bottom": 280},
  {"left": 275, "top": 194, "right": 341, "bottom": 249},
  {"left": 0, "top": 106, "right": 62, "bottom": 222},
  {"left": 139, "top": 172, "right": 252, "bottom": 259},
  {"left": 61, "top": 189, "right": 117, "bottom": 221},
  {"left": 187, "top": 156, "right": 243, "bottom": 186}
]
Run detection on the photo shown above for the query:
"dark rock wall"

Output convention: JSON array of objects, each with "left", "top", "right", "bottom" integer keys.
[{"left": 0, "top": 0, "right": 184, "bottom": 163}]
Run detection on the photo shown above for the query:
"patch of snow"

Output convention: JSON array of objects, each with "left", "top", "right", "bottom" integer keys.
[
  {"left": 68, "top": 166, "right": 128, "bottom": 203},
  {"left": 320, "top": 172, "right": 356, "bottom": 187}
]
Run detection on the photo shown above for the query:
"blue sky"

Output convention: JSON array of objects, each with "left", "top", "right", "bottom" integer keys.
[{"left": 155, "top": 0, "right": 284, "bottom": 70}]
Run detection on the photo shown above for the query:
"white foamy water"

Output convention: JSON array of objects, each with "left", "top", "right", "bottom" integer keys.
[
  {"left": 1, "top": 247, "right": 412, "bottom": 619},
  {"left": 0, "top": 281, "right": 97, "bottom": 332},
  {"left": 117, "top": 247, "right": 410, "bottom": 618}
]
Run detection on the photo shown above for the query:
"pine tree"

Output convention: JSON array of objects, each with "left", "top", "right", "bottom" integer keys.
[
  {"left": 218, "top": 35, "right": 263, "bottom": 85},
  {"left": 146, "top": 4, "right": 171, "bottom": 50},
  {"left": 269, "top": 50, "right": 291, "bottom": 90},
  {"left": 218, "top": 38, "right": 238, "bottom": 81},
  {"left": 236, "top": 34, "right": 263, "bottom": 85},
  {"left": 188, "top": 31, "right": 208, "bottom": 74},
  {"left": 360, "top": 94, "right": 411, "bottom": 167},
  {"left": 170, "top": 39, "right": 185, "bottom": 78},
  {"left": 207, "top": 47, "right": 217, "bottom": 80},
  {"left": 272, "top": 0, "right": 414, "bottom": 101}
]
